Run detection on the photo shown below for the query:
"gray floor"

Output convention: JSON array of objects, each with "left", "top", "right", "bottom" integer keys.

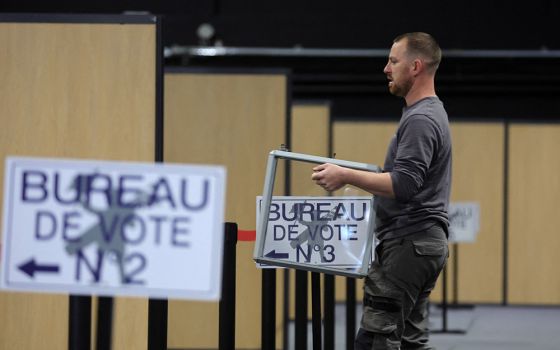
[
  {"left": 429, "top": 305, "right": 560, "bottom": 350},
  {"left": 288, "top": 304, "right": 560, "bottom": 349}
]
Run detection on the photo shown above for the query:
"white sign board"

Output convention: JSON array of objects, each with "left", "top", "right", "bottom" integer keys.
[
  {"left": 448, "top": 202, "right": 480, "bottom": 243},
  {"left": 256, "top": 196, "right": 374, "bottom": 275},
  {"left": 1, "top": 157, "right": 226, "bottom": 300}
]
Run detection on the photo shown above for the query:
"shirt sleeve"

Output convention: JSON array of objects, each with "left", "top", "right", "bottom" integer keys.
[{"left": 390, "top": 115, "right": 439, "bottom": 203}]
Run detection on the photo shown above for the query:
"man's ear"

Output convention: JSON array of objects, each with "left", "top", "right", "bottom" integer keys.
[{"left": 412, "top": 58, "right": 424, "bottom": 76}]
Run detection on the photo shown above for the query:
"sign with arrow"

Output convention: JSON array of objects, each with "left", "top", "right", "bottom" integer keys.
[
  {"left": 18, "top": 258, "right": 60, "bottom": 278},
  {"left": 1, "top": 156, "right": 226, "bottom": 300},
  {"left": 255, "top": 196, "right": 375, "bottom": 276}
]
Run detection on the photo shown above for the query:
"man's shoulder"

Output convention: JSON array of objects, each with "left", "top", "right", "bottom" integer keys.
[{"left": 404, "top": 97, "right": 445, "bottom": 116}]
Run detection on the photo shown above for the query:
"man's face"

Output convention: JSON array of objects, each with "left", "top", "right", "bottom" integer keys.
[{"left": 383, "top": 39, "right": 414, "bottom": 97}]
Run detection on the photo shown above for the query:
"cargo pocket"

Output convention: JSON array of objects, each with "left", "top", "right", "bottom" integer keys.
[
  {"left": 412, "top": 240, "right": 446, "bottom": 257},
  {"left": 361, "top": 306, "right": 401, "bottom": 349},
  {"left": 361, "top": 306, "right": 398, "bottom": 334}
]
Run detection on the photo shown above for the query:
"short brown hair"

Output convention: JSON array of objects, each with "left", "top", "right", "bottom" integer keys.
[{"left": 394, "top": 32, "right": 442, "bottom": 73}]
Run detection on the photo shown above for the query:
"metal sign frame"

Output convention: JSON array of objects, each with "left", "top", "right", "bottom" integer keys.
[{"left": 253, "top": 150, "right": 381, "bottom": 277}]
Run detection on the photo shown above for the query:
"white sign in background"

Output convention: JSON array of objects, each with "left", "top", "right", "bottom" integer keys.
[
  {"left": 1, "top": 157, "right": 226, "bottom": 300},
  {"left": 448, "top": 202, "right": 480, "bottom": 243},
  {"left": 257, "top": 196, "right": 373, "bottom": 269}
]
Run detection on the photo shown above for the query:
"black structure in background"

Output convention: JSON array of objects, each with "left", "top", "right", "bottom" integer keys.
[
  {"left": 283, "top": 269, "right": 291, "bottom": 350},
  {"left": 68, "top": 295, "right": 91, "bottom": 350},
  {"left": 346, "top": 278, "right": 357, "bottom": 350},
  {"left": 262, "top": 269, "right": 276, "bottom": 350},
  {"left": 220, "top": 223, "right": 238, "bottom": 350},
  {"left": 311, "top": 272, "right": 322, "bottom": 350},
  {"left": 96, "top": 297, "right": 114, "bottom": 350},
  {"left": 3, "top": 0, "right": 560, "bottom": 51},
  {"left": 295, "top": 270, "right": 308, "bottom": 350},
  {"left": 323, "top": 274, "right": 335, "bottom": 350},
  {"left": 149, "top": 13, "right": 167, "bottom": 350},
  {"left": 171, "top": 51, "right": 560, "bottom": 123}
]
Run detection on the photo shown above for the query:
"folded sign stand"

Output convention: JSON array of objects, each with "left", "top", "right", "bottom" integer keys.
[{"left": 253, "top": 150, "right": 381, "bottom": 277}]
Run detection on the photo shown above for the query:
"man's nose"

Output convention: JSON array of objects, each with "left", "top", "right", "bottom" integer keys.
[{"left": 383, "top": 63, "right": 390, "bottom": 74}]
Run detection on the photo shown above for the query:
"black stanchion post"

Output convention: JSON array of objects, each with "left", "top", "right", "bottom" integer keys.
[
  {"left": 96, "top": 296, "right": 114, "bottom": 350},
  {"left": 346, "top": 277, "right": 356, "bottom": 350},
  {"left": 262, "top": 269, "right": 277, "bottom": 350},
  {"left": 148, "top": 299, "right": 168, "bottom": 350},
  {"left": 220, "top": 222, "right": 238, "bottom": 350},
  {"left": 323, "top": 274, "right": 335, "bottom": 350},
  {"left": 295, "top": 270, "right": 308, "bottom": 350},
  {"left": 311, "top": 272, "right": 322, "bottom": 350},
  {"left": 283, "top": 269, "right": 291, "bottom": 350},
  {"left": 68, "top": 295, "right": 91, "bottom": 350},
  {"left": 149, "top": 13, "right": 167, "bottom": 350}
]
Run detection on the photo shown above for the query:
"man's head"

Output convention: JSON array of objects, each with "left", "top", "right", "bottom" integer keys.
[{"left": 383, "top": 32, "right": 441, "bottom": 99}]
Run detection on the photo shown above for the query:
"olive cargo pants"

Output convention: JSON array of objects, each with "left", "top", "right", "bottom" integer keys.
[{"left": 355, "top": 224, "right": 448, "bottom": 349}]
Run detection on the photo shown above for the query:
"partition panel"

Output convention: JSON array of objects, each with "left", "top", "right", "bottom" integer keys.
[
  {"left": 508, "top": 123, "right": 560, "bottom": 304},
  {"left": 164, "top": 70, "right": 288, "bottom": 349},
  {"left": 449, "top": 123, "right": 504, "bottom": 303},
  {"left": 288, "top": 103, "right": 330, "bottom": 318},
  {"left": 0, "top": 15, "right": 158, "bottom": 350}
]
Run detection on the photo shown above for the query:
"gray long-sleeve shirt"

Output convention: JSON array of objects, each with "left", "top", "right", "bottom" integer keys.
[{"left": 375, "top": 96, "right": 452, "bottom": 241}]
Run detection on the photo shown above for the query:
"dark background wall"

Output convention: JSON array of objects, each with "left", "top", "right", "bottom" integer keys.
[
  {"left": 2, "top": 0, "right": 560, "bottom": 49},
  {"left": 3, "top": 0, "right": 560, "bottom": 119}
]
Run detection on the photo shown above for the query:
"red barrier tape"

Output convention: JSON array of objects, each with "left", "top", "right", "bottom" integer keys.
[{"left": 238, "top": 230, "right": 256, "bottom": 241}]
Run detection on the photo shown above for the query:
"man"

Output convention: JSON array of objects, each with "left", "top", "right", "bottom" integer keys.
[{"left": 311, "top": 32, "right": 451, "bottom": 349}]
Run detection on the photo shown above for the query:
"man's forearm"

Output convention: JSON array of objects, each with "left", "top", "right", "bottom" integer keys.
[{"left": 344, "top": 168, "right": 395, "bottom": 198}]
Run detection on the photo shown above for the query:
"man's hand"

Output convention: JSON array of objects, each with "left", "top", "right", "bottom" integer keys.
[{"left": 311, "top": 163, "right": 348, "bottom": 192}]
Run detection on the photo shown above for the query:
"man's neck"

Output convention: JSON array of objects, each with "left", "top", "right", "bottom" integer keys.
[{"left": 404, "top": 77, "right": 436, "bottom": 106}]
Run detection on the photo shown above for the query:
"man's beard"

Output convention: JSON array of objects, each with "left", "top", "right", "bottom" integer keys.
[{"left": 389, "top": 77, "right": 413, "bottom": 97}]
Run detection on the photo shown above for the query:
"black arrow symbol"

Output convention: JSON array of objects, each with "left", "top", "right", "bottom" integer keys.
[
  {"left": 18, "top": 258, "right": 60, "bottom": 278},
  {"left": 265, "top": 250, "right": 289, "bottom": 259}
]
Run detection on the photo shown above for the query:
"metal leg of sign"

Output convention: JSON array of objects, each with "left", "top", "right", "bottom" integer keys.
[
  {"left": 295, "top": 270, "right": 308, "bottom": 350},
  {"left": 345, "top": 278, "right": 356, "bottom": 350},
  {"left": 220, "top": 222, "right": 238, "bottom": 350},
  {"left": 148, "top": 299, "right": 168, "bottom": 350},
  {"left": 68, "top": 295, "right": 91, "bottom": 350},
  {"left": 262, "top": 269, "right": 277, "bottom": 350},
  {"left": 96, "top": 296, "right": 114, "bottom": 350},
  {"left": 311, "top": 272, "right": 322, "bottom": 350},
  {"left": 323, "top": 274, "right": 335, "bottom": 350}
]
